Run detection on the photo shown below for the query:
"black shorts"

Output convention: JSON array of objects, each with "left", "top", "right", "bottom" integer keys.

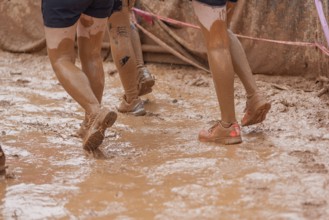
[
  {"left": 42, "top": 0, "right": 114, "bottom": 28},
  {"left": 112, "top": 0, "right": 122, "bottom": 12},
  {"left": 195, "top": 0, "right": 237, "bottom": 6}
]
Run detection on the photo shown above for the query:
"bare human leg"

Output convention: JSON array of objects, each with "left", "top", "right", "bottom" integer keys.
[
  {"left": 44, "top": 15, "right": 117, "bottom": 151},
  {"left": 130, "top": 19, "right": 155, "bottom": 96},
  {"left": 192, "top": 1, "right": 242, "bottom": 144},
  {"left": 228, "top": 30, "right": 271, "bottom": 126},
  {"left": 108, "top": 5, "right": 145, "bottom": 116},
  {"left": 76, "top": 14, "right": 108, "bottom": 137},
  {"left": 45, "top": 24, "right": 101, "bottom": 115}
]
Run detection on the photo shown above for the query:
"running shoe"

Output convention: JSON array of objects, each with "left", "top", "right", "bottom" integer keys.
[{"left": 198, "top": 121, "right": 242, "bottom": 145}]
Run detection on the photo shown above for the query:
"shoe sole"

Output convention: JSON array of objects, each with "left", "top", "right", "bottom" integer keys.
[
  {"left": 242, "top": 103, "right": 271, "bottom": 126},
  {"left": 132, "top": 108, "right": 146, "bottom": 116},
  {"left": 83, "top": 111, "right": 117, "bottom": 151},
  {"left": 199, "top": 136, "right": 242, "bottom": 145},
  {"left": 139, "top": 78, "right": 155, "bottom": 96},
  {"left": 117, "top": 100, "right": 147, "bottom": 116}
]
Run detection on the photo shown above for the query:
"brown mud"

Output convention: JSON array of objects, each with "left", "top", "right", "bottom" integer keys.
[{"left": 0, "top": 50, "right": 329, "bottom": 219}]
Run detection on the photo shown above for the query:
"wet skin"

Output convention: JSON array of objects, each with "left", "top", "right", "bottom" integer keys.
[
  {"left": 228, "top": 30, "right": 258, "bottom": 98},
  {"left": 193, "top": 2, "right": 237, "bottom": 124},
  {"left": 226, "top": 2, "right": 258, "bottom": 98},
  {"left": 45, "top": 14, "right": 108, "bottom": 116},
  {"left": 130, "top": 19, "right": 145, "bottom": 70},
  {"left": 108, "top": 2, "right": 139, "bottom": 103}
]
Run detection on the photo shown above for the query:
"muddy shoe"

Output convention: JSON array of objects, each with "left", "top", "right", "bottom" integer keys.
[
  {"left": 0, "top": 145, "right": 6, "bottom": 175},
  {"left": 76, "top": 118, "right": 88, "bottom": 139},
  {"left": 83, "top": 108, "right": 117, "bottom": 151},
  {"left": 241, "top": 93, "right": 271, "bottom": 126},
  {"left": 198, "top": 121, "right": 242, "bottom": 145},
  {"left": 117, "top": 96, "right": 146, "bottom": 116},
  {"left": 138, "top": 68, "right": 155, "bottom": 96}
]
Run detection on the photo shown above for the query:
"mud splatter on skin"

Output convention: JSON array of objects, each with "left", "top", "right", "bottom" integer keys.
[
  {"left": 79, "top": 16, "right": 94, "bottom": 28},
  {"left": 108, "top": 10, "right": 139, "bottom": 102},
  {"left": 120, "top": 56, "right": 130, "bottom": 66},
  {"left": 77, "top": 31, "right": 106, "bottom": 102}
]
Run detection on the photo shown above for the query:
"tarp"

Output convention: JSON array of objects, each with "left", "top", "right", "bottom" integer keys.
[
  {"left": 138, "top": 0, "right": 329, "bottom": 77},
  {"left": 0, "top": 0, "right": 45, "bottom": 53},
  {"left": 0, "top": 0, "right": 328, "bottom": 77}
]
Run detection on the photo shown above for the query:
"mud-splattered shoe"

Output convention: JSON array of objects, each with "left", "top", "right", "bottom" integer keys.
[
  {"left": 0, "top": 145, "right": 6, "bottom": 175},
  {"left": 83, "top": 108, "right": 117, "bottom": 151},
  {"left": 117, "top": 96, "right": 146, "bottom": 116},
  {"left": 76, "top": 118, "right": 88, "bottom": 139},
  {"left": 138, "top": 68, "right": 155, "bottom": 96},
  {"left": 198, "top": 121, "right": 242, "bottom": 145},
  {"left": 241, "top": 93, "right": 271, "bottom": 126}
]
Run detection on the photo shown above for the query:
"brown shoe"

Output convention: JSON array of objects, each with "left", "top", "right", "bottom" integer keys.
[
  {"left": 198, "top": 121, "right": 242, "bottom": 145},
  {"left": 83, "top": 108, "right": 117, "bottom": 151},
  {"left": 241, "top": 93, "right": 271, "bottom": 126},
  {"left": 0, "top": 145, "right": 6, "bottom": 175},
  {"left": 117, "top": 96, "right": 146, "bottom": 116},
  {"left": 138, "top": 68, "right": 155, "bottom": 96},
  {"left": 76, "top": 118, "right": 88, "bottom": 139}
]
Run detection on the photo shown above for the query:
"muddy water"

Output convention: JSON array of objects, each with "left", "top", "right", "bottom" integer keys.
[{"left": 1, "top": 51, "right": 329, "bottom": 219}]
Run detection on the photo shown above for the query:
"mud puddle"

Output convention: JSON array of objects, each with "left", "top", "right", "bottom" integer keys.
[{"left": 0, "top": 51, "right": 329, "bottom": 219}]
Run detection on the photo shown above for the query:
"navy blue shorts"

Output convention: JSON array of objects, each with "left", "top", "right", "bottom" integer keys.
[
  {"left": 112, "top": 0, "right": 122, "bottom": 12},
  {"left": 195, "top": 0, "right": 237, "bottom": 6},
  {"left": 42, "top": 0, "right": 114, "bottom": 28}
]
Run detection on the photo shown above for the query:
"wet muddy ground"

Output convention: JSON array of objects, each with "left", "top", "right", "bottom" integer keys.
[{"left": 0, "top": 50, "right": 329, "bottom": 220}]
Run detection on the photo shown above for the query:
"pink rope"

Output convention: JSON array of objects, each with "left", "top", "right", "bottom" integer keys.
[
  {"left": 315, "top": 0, "right": 329, "bottom": 47},
  {"left": 132, "top": 7, "right": 329, "bottom": 57},
  {"left": 132, "top": 8, "right": 200, "bottom": 29}
]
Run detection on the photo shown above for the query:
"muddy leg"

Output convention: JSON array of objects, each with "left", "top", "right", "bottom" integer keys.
[
  {"left": 45, "top": 24, "right": 101, "bottom": 115},
  {"left": 228, "top": 30, "right": 258, "bottom": 97},
  {"left": 193, "top": 2, "right": 236, "bottom": 124},
  {"left": 108, "top": 10, "right": 139, "bottom": 103},
  {"left": 130, "top": 20, "right": 155, "bottom": 96},
  {"left": 77, "top": 14, "right": 107, "bottom": 104},
  {"left": 192, "top": 1, "right": 241, "bottom": 144},
  {"left": 130, "top": 21, "right": 144, "bottom": 71},
  {"left": 75, "top": 14, "right": 109, "bottom": 137},
  {"left": 227, "top": 31, "right": 271, "bottom": 126}
]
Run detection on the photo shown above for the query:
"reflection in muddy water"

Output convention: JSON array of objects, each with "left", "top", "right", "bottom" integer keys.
[{"left": 1, "top": 52, "right": 329, "bottom": 219}]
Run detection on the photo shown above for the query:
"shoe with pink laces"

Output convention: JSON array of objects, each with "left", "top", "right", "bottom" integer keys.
[
  {"left": 241, "top": 93, "right": 271, "bottom": 126},
  {"left": 198, "top": 121, "right": 242, "bottom": 145}
]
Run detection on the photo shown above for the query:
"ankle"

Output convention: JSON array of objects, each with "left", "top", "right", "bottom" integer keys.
[
  {"left": 247, "top": 91, "right": 258, "bottom": 99},
  {"left": 87, "top": 104, "right": 101, "bottom": 116},
  {"left": 124, "top": 94, "right": 138, "bottom": 104},
  {"left": 220, "top": 120, "right": 233, "bottom": 128}
]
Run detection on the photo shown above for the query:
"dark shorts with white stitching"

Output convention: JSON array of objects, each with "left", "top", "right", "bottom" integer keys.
[{"left": 42, "top": 0, "right": 114, "bottom": 28}]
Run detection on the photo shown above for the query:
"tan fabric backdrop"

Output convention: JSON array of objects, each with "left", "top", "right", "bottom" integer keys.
[
  {"left": 0, "top": 0, "right": 328, "bottom": 77},
  {"left": 138, "top": 0, "right": 329, "bottom": 77}
]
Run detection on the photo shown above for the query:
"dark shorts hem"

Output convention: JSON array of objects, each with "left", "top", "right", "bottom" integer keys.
[
  {"left": 195, "top": 0, "right": 237, "bottom": 6},
  {"left": 42, "top": 0, "right": 113, "bottom": 28}
]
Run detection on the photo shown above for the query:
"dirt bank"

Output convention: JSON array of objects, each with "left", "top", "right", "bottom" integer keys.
[{"left": 0, "top": 50, "right": 329, "bottom": 219}]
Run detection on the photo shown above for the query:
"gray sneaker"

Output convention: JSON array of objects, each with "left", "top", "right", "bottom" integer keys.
[{"left": 117, "top": 96, "right": 146, "bottom": 116}]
